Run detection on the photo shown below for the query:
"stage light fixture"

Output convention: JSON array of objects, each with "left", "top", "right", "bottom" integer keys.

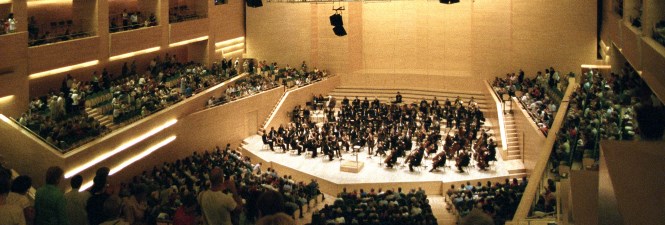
[
  {"left": 333, "top": 26, "right": 347, "bottom": 36},
  {"left": 330, "top": 14, "right": 343, "bottom": 27},
  {"left": 247, "top": 0, "right": 263, "bottom": 8},
  {"left": 330, "top": 6, "right": 346, "bottom": 37}
]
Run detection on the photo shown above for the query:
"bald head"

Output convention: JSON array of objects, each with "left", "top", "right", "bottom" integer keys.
[{"left": 210, "top": 167, "right": 224, "bottom": 186}]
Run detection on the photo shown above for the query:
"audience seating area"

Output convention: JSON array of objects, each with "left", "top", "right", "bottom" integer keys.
[
  {"left": 551, "top": 63, "right": 659, "bottom": 170},
  {"left": 109, "top": 10, "right": 158, "bottom": 33},
  {"left": 492, "top": 68, "right": 571, "bottom": 136},
  {"left": 121, "top": 145, "right": 323, "bottom": 224},
  {"left": 311, "top": 187, "right": 437, "bottom": 225},
  {"left": 28, "top": 17, "right": 92, "bottom": 47},
  {"left": 169, "top": 5, "right": 206, "bottom": 23},
  {"left": 446, "top": 177, "right": 529, "bottom": 225}
]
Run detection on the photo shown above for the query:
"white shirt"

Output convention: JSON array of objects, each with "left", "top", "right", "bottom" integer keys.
[
  {"left": 198, "top": 190, "right": 237, "bottom": 225},
  {"left": 0, "top": 204, "right": 26, "bottom": 225}
]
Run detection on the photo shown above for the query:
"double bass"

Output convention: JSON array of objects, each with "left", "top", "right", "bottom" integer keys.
[{"left": 384, "top": 149, "right": 399, "bottom": 168}]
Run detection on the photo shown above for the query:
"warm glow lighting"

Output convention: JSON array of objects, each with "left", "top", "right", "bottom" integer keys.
[
  {"left": 110, "top": 136, "right": 175, "bottom": 175},
  {"left": 79, "top": 181, "right": 93, "bottom": 192},
  {"left": 581, "top": 65, "right": 611, "bottom": 69},
  {"left": 80, "top": 135, "right": 176, "bottom": 192},
  {"left": 222, "top": 49, "right": 245, "bottom": 57},
  {"left": 215, "top": 37, "right": 245, "bottom": 47},
  {"left": 27, "top": 0, "right": 72, "bottom": 7},
  {"left": 220, "top": 43, "right": 244, "bottom": 52},
  {"left": 0, "top": 114, "right": 11, "bottom": 123},
  {"left": 109, "top": 47, "right": 161, "bottom": 61},
  {"left": 29, "top": 60, "right": 99, "bottom": 80},
  {"left": 0, "top": 95, "right": 14, "bottom": 104},
  {"left": 169, "top": 36, "right": 209, "bottom": 47},
  {"left": 0, "top": 0, "right": 11, "bottom": 4},
  {"left": 64, "top": 119, "right": 177, "bottom": 178}
]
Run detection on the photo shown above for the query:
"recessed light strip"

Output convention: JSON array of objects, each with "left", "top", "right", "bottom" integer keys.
[
  {"left": 214, "top": 36, "right": 245, "bottom": 47},
  {"left": 222, "top": 49, "right": 245, "bottom": 56},
  {"left": 169, "top": 36, "right": 209, "bottom": 47},
  {"left": 0, "top": 95, "right": 14, "bottom": 104},
  {"left": 64, "top": 119, "right": 177, "bottom": 178},
  {"left": 79, "top": 135, "right": 176, "bottom": 192},
  {"left": 29, "top": 60, "right": 99, "bottom": 80},
  {"left": 109, "top": 47, "right": 161, "bottom": 61}
]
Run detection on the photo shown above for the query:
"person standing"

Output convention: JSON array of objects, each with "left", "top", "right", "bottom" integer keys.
[
  {"left": 34, "top": 166, "right": 69, "bottom": 225},
  {"left": 198, "top": 167, "right": 243, "bottom": 225},
  {"left": 0, "top": 169, "right": 26, "bottom": 225},
  {"left": 64, "top": 175, "right": 90, "bottom": 225}
]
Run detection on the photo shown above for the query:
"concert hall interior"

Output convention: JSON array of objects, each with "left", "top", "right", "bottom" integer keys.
[{"left": 0, "top": 0, "right": 664, "bottom": 225}]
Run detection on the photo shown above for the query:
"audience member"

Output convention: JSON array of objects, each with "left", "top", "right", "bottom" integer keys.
[
  {"left": 198, "top": 167, "right": 243, "bottom": 225},
  {"left": 0, "top": 169, "right": 27, "bottom": 225},
  {"left": 34, "top": 166, "right": 68, "bottom": 225},
  {"left": 6, "top": 175, "right": 35, "bottom": 224},
  {"left": 65, "top": 174, "right": 90, "bottom": 225}
]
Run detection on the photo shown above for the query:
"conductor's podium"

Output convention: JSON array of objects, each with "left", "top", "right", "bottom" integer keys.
[
  {"left": 340, "top": 160, "right": 364, "bottom": 173},
  {"left": 340, "top": 145, "right": 365, "bottom": 173}
]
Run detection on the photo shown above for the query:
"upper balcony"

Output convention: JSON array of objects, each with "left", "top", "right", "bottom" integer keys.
[{"left": 110, "top": 25, "right": 162, "bottom": 57}]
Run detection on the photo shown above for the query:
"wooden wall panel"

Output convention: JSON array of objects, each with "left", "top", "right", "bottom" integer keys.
[
  {"left": 169, "top": 18, "right": 209, "bottom": 43},
  {"left": 110, "top": 25, "right": 163, "bottom": 56},
  {"left": 27, "top": 36, "right": 100, "bottom": 74}
]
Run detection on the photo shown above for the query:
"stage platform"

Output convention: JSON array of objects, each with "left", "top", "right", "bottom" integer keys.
[{"left": 241, "top": 135, "right": 526, "bottom": 195}]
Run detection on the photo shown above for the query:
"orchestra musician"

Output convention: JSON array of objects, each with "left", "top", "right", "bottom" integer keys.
[
  {"left": 429, "top": 150, "right": 447, "bottom": 172},
  {"left": 456, "top": 150, "right": 471, "bottom": 172},
  {"left": 407, "top": 145, "right": 425, "bottom": 172},
  {"left": 262, "top": 132, "right": 274, "bottom": 151}
]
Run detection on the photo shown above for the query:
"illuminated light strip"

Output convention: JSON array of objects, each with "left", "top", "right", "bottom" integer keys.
[
  {"left": 214, "top": 36, "right": 245, "bottom": 47},
  {"left": 0, "top": 114, "right": 11, "bottom": 123},
  {"left": 169, "top": 36, "right": 209, "bottom": 47},
  {"left": 219, "top": 42, "right": 245, "bottom": 52},
  {"left": 110, "top": 136, "right": 176, "bottom": 175},
  {"left": 0, "top": 95, "right": 14, "bottom": 104},
  {"left": 29, "top": 60, "right": 99, "bottom": 80},
  {"left": 109, "top": 47, "right": 161, "bottom": 61},
  {"left": 79, "top": 136, "right": 176, "bottom": 192},
  {"left": 64, "top": 119, "right": 177, "bottom": 178},
  {"left": 221, "top": 49, "right": 245, "bottom": 56}
]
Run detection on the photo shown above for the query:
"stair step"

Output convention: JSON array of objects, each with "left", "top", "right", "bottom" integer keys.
[
  {"left": 506, "top": 155, "right": 522, "bottom": 160},
  {"left": 508, "top": 168, "right": 527, "bottom": 174}
]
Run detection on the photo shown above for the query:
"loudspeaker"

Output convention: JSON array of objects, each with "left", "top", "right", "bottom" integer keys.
[
  {"left": 330, "top": 14, "right": 343, "bottom": 27},
  {"left": 333, "top": 26, "right": 347, "bottom": 36},
  {"left": 247, "top": 0, "right": 263, "bottom": 8}
]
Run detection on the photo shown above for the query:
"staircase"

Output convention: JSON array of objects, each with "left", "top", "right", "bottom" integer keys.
[
  {"left": 85, "top": 107, "right": 119, "bottom": 131},
  {"left": 258, "top": 91, "right": 288, "bottom": 135},
  {"left": 503, "top": 113, "right": 522, "bottom": 160}
]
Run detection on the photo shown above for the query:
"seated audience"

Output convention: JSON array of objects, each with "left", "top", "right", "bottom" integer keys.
[
  {"left": 312, "top": 187, "right": 436, "bottom": 225},
  {"left": 448, "top": 177, "right": 527, "bottom": 225}
]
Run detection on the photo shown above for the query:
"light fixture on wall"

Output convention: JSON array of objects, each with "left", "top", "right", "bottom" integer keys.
[{"left": 330, "top": 6, "right": 346, "bottom": 37}]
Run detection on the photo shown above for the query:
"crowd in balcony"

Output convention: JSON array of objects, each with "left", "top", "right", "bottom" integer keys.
[
  {"left": 492, "top": 68, "right": 572, "bottom": 135},
  {"left": 311, "top": 187, "right": 436, "bottom": 225},
  {"left": 205, "top": 60, "right": 330, "bottom": 108},
  {"left": 0, "top": 144, "right": 322, "bottom": 225},
  {"left": 15, "top": 54, "right": 240, "bottom": 151},
  {"left": 447, "top": 177, "right": 528, "bottom": 225},
  {"left": 550, "top": 63, "right": 662, "bottom": 168},
  {"left": 28, "top": 16, "right": 92, "bottom": 47},
  {"left": 1, "top": 13, "right": 17, "bottom": 35},
  {"left": 110, "top": 10, "right": 158, "bottom": 33},
  {"left": 169, "top": 5, "right": 206, "bottom": 23}
]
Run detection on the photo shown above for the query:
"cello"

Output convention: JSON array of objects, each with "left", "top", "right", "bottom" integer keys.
[{"left": 430, "top": 150, "right": 447, "bottom": 172}]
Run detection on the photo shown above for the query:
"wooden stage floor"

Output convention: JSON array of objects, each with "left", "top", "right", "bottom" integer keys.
[{"left": 241, "top": 135, "right": 521, "bottom": 195}]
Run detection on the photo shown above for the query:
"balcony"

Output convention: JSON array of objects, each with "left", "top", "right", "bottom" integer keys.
[
  {"left": 27, "top": 36, "right": 99, "bottom": 75},
  {"left": 110, "top": 25, "right": 162, "bottom": 57},
  {"left": 169, "top": 18, "right": 209, "bottom": 44}
]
